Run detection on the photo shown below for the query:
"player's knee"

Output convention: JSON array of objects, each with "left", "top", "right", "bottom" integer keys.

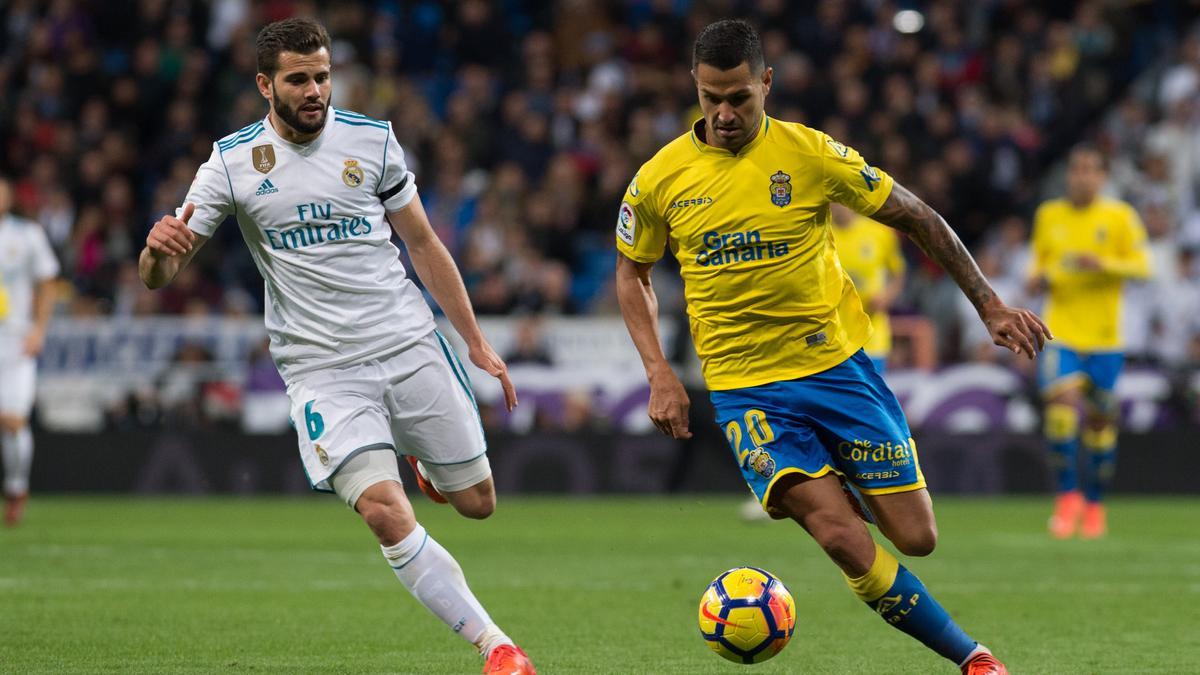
[
  {"left": 355, "top": 488, "right": 414, "bottom": 543},
  {"left": 807, "top": 514, "right": 871, "bottom": 569},
  {"left": 1044, "top": 403, "right": 1079, "bottom": 442},
  {"left": 0, "top": 417, "right": 26, "bottom": 434},
  {"left": 1082, "top": 421, "right": 1117, "bottom": 450}
]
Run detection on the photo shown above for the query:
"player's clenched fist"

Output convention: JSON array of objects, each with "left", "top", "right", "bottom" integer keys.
[{"left": 146, "top": 202, "right": 198, "bottom": 257}]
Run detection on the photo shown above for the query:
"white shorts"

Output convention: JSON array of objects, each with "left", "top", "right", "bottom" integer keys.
[
  {"left": 286, "top": 330, "right": 490, "bottom": 495},
  {"left": 0, "top": 337, "right": 36, "bottom": 417}
]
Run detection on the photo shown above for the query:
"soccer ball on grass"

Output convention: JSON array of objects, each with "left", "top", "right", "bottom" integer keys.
[{"left": 698, "top": 566, "right": 796, "bottom": 664}]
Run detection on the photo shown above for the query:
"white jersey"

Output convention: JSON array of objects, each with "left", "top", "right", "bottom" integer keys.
[
  {"left": 0, "top": 214, "right": 60, "bottom": 337},
  {"left": 183, "top": 108, "right": 435, "bottom": 383}
]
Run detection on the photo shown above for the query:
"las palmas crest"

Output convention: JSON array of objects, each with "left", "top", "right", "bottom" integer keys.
[{"left": 769, "top": 170, "right": 792, "bottom": 207}]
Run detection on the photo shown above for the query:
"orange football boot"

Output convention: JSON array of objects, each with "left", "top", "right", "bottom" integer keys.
[
  {"left": 1048, "top": 490, "right": 1083, "bottom": 539},
  {"left": 483, "top": 644, "right": 535, "bottom": 675},
  {"left": 405, "top": 456, "right": 448, "bottom": 504},
  {"left": 961, "top": 650, "right": 1008, "bottom": 675},
  {"left": 1080, "top": 502, "right": 1107, "bottom": 539},
  {"left": 3, "top": 492, "right": 27, "bottom": 527}
]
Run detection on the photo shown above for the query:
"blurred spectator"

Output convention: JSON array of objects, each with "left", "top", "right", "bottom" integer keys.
[
  {"left": 504, "top": 315, "right": 554, "bottom": 366},
  {"left": 0, "top": 0, "right": 1197, "bottom": 385}
]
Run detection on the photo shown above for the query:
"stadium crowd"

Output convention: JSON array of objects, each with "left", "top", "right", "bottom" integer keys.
[{"left": 1, "top": 0, "right": 1198, "bottom": 379}]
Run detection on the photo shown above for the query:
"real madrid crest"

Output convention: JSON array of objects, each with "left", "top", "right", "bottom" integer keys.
[
  {"left": 315, "top": 443, "right": 330, "bottom": 466},
  {"left": 769, "top": 170, "right": 792, "bottom": 208},
  {"left": 342, "top": 159, "right": 364, "bottom": 188},
  {"left": 252, "top": 144, "right": 276, "bottom": 174}
]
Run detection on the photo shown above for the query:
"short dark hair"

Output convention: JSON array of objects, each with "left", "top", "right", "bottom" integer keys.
[
  {"left": 1069, "top": 142, "right": 1108, "bottom": 170},
  {"left": 256, "top": 18, "right": 331, "bottom": 78},
  {"left": 693, "top": 19, "right": 764, "bottom": 74}
]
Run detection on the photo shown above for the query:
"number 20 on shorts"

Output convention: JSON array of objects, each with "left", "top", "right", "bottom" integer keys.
[{"left": 725, "top": 409, "right": 775, "bottom": 455}]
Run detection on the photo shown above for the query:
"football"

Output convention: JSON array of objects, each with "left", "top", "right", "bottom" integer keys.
[{"left": 698, "top": 567, "right": 796, "bottom": 664}]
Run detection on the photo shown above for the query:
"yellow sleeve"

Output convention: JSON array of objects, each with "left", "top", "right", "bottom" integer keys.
[
  {"left": 615, "top": 169, "right": 668, "bottom": 263},
  {"left": 821, "top": 134, "right": 894, "bottom": 216},
  {"left": 1102, "top": 204, "right": 1151, "bottom": 280}
]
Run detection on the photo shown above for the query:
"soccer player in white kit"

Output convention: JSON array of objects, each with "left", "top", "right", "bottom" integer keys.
[
  {"left": 138, "top": 19, "right": 535, "bottom": 674},
  {"left": 0, "top": 177, "right": 59, "bottom": 527}
]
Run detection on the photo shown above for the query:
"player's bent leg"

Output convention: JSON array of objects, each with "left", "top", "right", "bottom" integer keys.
[
  {"left": 334, "top": 449, "right": 418, "bottom": 544},
  {"left": 771, "top": 473, "right": 876, "bottom": 576},
  {"left": 333, "top": 450, "right": 533, "bottom": 672},
  {"left": 774, "top": 475, "right": 992, "bottom": 669},
  {"left": 862, "top": 488, "right": 938, "bottom": 557},
  {"left": 1079, "top": 406, "right": 1117, "bottom": 539},
  {"left": 1044, "top": 386, "right": 1085, "bottom": 538},
  {"left": 442, "top": 476, "right": 496, "bottom": 520},
  {"left": 421, "top": 453, "right": 496, "bottom": 520}
]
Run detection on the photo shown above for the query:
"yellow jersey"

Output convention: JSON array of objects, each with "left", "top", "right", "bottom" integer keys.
[
  {"left": 832, "top": 216, "right": 904, "bottom": 357},
  {"left": 1029, "top": 197, "right": 1150, "bottom": 351},
  {"left": 616, "top": 115, "right": 894, "bottom": 390}
]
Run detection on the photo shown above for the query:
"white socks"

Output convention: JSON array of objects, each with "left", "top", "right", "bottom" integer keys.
[
  {"left": 381, "top": 524, "right": 513, "bottom": 656},
  {"left": 1, "top": 428, "right": 33, "bottom": 496}
]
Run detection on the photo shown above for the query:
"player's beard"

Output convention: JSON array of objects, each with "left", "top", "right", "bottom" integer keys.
[{"left": 275, "top": 97, "right": 328, "bottom": 135}]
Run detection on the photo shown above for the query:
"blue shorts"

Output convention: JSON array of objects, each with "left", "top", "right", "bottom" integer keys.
[
  {"left": 1039, "top": 345, "right": 1123, "bottom": 410},
  {"left": 710, "top": 350, "right": 925, "bottom": 510}
]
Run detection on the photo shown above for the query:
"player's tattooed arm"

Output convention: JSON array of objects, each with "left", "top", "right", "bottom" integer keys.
[{"left": 871, "top": 182, "right": 1053, "bottom": 358}]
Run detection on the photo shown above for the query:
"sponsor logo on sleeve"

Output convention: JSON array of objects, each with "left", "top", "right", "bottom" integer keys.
[
  {"left": 617, "top": 201, "right": 636, "bottom": 245},
  {"left": 860, "top": 165, "right": 881, "bottom": 192},
  {"left": 826, "top": 138, "right": 850, "bottom": 158}
]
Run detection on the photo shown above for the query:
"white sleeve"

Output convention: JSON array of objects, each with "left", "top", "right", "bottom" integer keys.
[
  {"left": 378, "top": 123, "right": 418, "bottom": 212},
  {"left": 29, "top": 224, "right": 60, "bottom": 280},
  {"left": 182, "top": 143, "right": 236, "bottom": 237}
]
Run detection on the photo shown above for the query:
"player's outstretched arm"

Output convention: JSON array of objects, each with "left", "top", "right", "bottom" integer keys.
[
  {"left": 139, "top": 202, "right": 209, "bottom": 289},
  {"left": 388, "top": 195, "right": 517, "bottom": 411},
  {"left": 871, "top": 182, "right": 1053, "bottom": 359},
  {"left": 615, "top": 253, "right": 691, "bottom": 439}
]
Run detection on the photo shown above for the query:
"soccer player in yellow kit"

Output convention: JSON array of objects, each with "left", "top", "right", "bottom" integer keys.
[
  {"left": 1028, "top": 144, "right": 1150, "bottom": 539},
  {"left": 831, "top": 203, "right": 906, "bottom": 373},
  {"left": 615, "top": 21, "right": 1050, "bottom": 673}
]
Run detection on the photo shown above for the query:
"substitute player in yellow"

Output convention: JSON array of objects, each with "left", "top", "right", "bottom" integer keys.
[
  {"left": 1028, "top": 144, "right": 1150, "bottom": 539},
  {"left": 831, "top": 203, "right": 906, "bottom": 373},
  {"left": 616, "top": 21, "right": 1050, "bottom": 674}
]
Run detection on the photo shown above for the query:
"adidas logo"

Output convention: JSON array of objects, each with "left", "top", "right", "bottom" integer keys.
[{"left": 256, "top": 178, "right": 279, "bottom": 196}]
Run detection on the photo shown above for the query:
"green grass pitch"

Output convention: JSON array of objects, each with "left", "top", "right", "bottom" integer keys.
[{"left": 1, "top": 495, "right": 1195, "bottom": 673}]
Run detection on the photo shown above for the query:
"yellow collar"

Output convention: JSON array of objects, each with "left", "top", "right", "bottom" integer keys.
[{"left": 690, "top": 114, "right": 770, "bottom": 157}]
